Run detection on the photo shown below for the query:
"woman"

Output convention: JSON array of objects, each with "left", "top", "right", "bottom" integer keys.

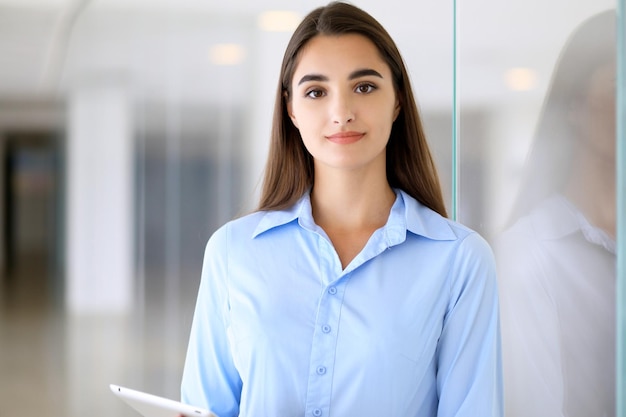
[
  {"left": 495, "top": 10, "right": 616, "bottom": 417},
  {"left": 181, "top": 2, "right": 502, "bottom": 416}
]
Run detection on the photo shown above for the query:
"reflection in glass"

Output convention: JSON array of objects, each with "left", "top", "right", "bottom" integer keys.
[{"left": 495, "top": 10, "right": 616, "bottom": 417}]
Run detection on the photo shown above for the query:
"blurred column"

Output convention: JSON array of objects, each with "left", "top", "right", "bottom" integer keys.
[{"left": 66, "top": 80, "right": 134, "bottom": 314}]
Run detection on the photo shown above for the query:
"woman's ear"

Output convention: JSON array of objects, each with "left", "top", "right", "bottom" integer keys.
[
  {"left": 285, "top": 91, "right": 299, "bottom": 128},
  {"left": 393, "top": 98, "right": 401, "bottom": 121}
]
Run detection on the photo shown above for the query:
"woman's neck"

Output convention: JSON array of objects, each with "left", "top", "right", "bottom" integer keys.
[
  {"left": 309, "top": 167, "right": 396, "bottom": 269},
  {"left": 310, "top": 168, "right": 395, "bottom": 232}
]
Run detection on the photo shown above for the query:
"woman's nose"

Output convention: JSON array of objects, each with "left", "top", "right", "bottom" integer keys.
[{"left": 331, "top": 94, "right": 355, "bottom": 124}]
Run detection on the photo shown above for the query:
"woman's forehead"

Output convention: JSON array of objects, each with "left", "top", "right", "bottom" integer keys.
[{"left": 291, "top": 34, "right": 390, "bottom": 79}]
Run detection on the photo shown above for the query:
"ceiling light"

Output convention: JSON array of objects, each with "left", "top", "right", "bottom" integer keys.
[
  {"left": 258, "top": 11, "right": 301, "bottom": 32},
  {"left": 504, "top": 67, "right": 538, "bottom": 91}
]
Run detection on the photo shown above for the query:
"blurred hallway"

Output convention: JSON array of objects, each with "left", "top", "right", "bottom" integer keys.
[
  {"left": 0, "top": 131, "right": 70, "bottom": 415},
  {"left": 0, "top": 255, "right": 194, "bottom": 417},
  {"left": 0, "top": 254, "right": 70, "bottom": 416},
  {"left": 0, "top": 133, "right": 195, "bottom": 416}
]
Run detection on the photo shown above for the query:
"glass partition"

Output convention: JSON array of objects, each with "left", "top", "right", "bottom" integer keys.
[
  {"left": 617, "top": 1, "right": 625, "bottom": 415},
  {"left": 0, "top": 0, "right": 623, "bottom": 415},
  {"left": 456, "top": 0, "right": 619, "bottom": 415}
]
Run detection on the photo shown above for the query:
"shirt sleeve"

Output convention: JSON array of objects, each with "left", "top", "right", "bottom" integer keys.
[
  {"left": 181, "top": 225, "right": 242, "bottom": 417},
  {"left": 436, "top": 232, "right": 503, "bottom": 417}
]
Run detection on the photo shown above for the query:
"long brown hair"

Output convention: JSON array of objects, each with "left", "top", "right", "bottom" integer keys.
[{"left": 257, "top": 1, "right": 447, "bottom": 218}]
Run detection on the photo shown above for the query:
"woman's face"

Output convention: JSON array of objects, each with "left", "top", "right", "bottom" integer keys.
[{"left": 287, "top": 33, "right": 400, "bottom": 173}]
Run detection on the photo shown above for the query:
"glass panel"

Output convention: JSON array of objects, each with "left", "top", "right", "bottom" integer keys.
[
  {"left": 457, "top": 1, "right": 618, "bottom": 415},
  {"left": 3, "top": 0, "right": 623, "bottom": 415},
  {"left": 617, "top": 1, "right": 625, "bottom": 415}
]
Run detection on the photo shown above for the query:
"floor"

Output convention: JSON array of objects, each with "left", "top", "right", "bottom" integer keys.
[{"left": 0, "top": 254, "right": 195, "bottom": 417}]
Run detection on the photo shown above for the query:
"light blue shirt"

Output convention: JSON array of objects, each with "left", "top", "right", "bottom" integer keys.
[{"left": 181, "top": 190, "right": 503, "bottom": 417}]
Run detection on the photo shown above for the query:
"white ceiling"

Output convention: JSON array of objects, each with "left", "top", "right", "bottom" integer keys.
[{"left": 0, "top": 0, "right": 616, "bottom": 109}]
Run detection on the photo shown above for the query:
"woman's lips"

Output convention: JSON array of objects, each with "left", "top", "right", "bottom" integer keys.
[{"left": 325, "top": 131, "right": 365, "bottom": 144}]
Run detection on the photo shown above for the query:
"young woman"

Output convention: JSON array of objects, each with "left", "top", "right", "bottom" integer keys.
[{"left": 181, "top": 2, "right": 502, "bottom": 416}]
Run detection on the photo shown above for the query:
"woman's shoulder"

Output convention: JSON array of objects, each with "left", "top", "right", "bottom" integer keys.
[{"left": 207, "top": 203, "right": 303, "bottom": 246}]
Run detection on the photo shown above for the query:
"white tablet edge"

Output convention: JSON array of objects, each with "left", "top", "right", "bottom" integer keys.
[{"left": 110, "top": 384, "right": 217, "bottom": 417}]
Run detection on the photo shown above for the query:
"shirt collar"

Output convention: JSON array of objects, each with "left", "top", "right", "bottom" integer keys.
[
  {"left": 400, "top": 189, "right": 457, "bottom": 241},
  {"left": 252, "top": 189, "right": 457, "bottom": 242},
  {"left": 252, "top": 194, "right": 309, "bottom": 238}
]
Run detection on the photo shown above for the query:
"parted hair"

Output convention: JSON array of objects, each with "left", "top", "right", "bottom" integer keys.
[{"left": 257, "top": 1, "right": 447, "bottom": 218}]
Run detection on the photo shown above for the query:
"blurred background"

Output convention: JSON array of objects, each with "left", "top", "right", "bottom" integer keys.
[{"left": 0, "top": 0, "right": 620, "bottom": 416}]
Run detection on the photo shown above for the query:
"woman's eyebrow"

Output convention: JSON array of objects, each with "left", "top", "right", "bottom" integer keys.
[
  {"left": 297, "top": 68, "right": 384, "bottom": 86},
  {"left": 349, "top": 68, "right": 383, "bottom": 80},
  {"left": 298, "top": 74, "right": 328, "bottom": 85}
]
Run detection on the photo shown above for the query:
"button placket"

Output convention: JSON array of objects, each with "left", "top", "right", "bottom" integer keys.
[{"left": 304, "top": 273, "right": 349, "bottom": 417}]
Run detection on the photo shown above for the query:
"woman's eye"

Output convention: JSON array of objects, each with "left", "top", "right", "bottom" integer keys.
[
  {"left": 356, "top": 83, "right": 376, "bottom": 94},
  {"left": 305, "top": 89, "right": 325, "bottom": 99}
]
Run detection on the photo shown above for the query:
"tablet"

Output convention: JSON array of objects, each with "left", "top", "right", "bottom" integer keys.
[{"left": 110, "top": 384, "right": 217, "bottom": 417}]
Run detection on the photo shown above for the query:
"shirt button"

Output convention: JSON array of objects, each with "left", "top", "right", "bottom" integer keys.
[
  {"left": 328, "top": 286, "right": 337, "bottom": 295},
  {"left": 321, "top": 324, "right": 331, "bottom": 333},
  {"left": 316, "top": 366, "right": 326, "bottom": 375},
  {"left": 313, "top": 409, "right": 322, "bottom": 416}
]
